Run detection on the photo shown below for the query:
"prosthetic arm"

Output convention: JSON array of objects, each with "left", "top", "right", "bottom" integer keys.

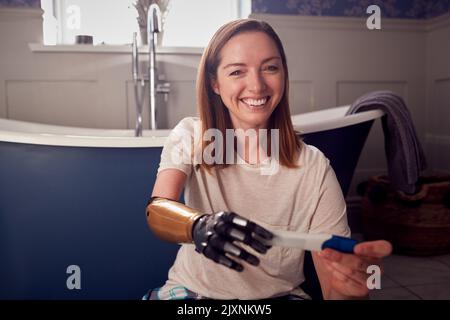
[{"left": 146, "top": 197, "right": 273, "bottom": 271}]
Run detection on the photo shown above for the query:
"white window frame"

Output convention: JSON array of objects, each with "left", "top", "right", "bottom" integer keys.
[{"left": 41, "top": 0, "right": 251, "bottom": 47}]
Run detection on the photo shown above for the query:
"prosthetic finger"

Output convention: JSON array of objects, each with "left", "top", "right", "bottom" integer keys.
[
  {"left": 203, "top": 246, "right": 244, "bottom": 272},
  {"left": 215, "top": 220, "right": 270, "bottom": 254},
  {"left": 246, "top": 221, "right": 274, "bottom": 240},
  {"left": 244, "top": 236, "right": 270, "bottom": 254},
  {"left": 223, "top": 212, "right": 273, "bottom": 240},
  {"left": 209, "top": 234, "right": 259, "bottom": 266}
]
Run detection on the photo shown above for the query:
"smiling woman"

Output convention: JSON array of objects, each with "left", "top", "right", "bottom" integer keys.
[
  {"left": 145, "top": 18, "right": 392, "bottom": 301},
  {"left": 40, "top": 0, "right": 251, "bottom": 46}
]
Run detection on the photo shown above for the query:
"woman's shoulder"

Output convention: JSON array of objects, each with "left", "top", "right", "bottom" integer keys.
[
  {"left": 168, "top": 117, "right": 202, "bottom": 141},
  {"left": 172, "top": 117, "right": 201, "bottom": 133},
  {"left": 297, "top": 141, "right": 330, "bottom": 169}
]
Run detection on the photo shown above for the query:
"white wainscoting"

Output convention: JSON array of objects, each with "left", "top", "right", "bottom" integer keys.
[{"left": 426, "top": 13, "right": 450, "bottom": 174}]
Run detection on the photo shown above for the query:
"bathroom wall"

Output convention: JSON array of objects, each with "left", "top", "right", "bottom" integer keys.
[
  {"left": 0, "top": 6, "right": 200, "bottom": 129},
  {"left": 248, "top": 12, "right": 427, "bottom": 197},
  {"left": 0, "top": 2, "right": 449, "bottom": 193}
]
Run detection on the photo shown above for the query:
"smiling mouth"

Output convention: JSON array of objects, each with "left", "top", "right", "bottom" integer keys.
[{"left": 240, "top": 96, "right": 270, "bottom": 108}]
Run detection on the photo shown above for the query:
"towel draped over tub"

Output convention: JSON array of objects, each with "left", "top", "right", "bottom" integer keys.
[{"left": 346, "top": 90, "right": 427, "bottom": 194}]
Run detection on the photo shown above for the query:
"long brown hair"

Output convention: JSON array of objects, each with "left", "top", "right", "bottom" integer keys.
[{"left": 196, "top": 19, "right": 301, "bottom": 172}]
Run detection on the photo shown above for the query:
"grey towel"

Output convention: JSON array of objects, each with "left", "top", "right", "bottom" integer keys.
[{"left": 346, "top": 91, "right": 427, "bottom": 194}]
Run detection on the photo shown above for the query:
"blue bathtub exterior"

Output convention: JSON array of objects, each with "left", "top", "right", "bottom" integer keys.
[
  {"left": 302, "top": 120, "right": 374, "bottom": 197},
  {"left": 0, "top": 120, "right": 374, "bottom": 299}
]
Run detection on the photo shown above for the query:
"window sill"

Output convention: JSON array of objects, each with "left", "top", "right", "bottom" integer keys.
[{"left": 28, "top": 43, "right": 204, "bottom": 55}]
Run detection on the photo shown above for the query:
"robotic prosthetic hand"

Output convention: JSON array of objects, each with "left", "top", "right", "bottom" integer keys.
[
  {"left": 192, "top": 211, "right": 273, "bottom": 271},
  {"left": 146, "top": 197, "right": 273, "bottom": 272}
]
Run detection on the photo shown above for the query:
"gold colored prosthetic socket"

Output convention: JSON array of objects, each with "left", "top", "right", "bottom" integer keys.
[{"left": 146, "top": 197, "right": 204, "bottom": 243}]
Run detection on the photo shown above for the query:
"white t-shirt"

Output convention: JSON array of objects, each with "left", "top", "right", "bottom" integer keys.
[{"left": 156, "top": 117, "right": 351, "bottom": 299}]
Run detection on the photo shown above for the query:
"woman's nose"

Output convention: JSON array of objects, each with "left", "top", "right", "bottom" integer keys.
[{"left": 247, "top": 71, "right": 266, "bottom": 93}]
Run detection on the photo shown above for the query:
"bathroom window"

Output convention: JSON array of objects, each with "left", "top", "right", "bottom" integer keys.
[{"left": 41, "top": 0, "right": 251, "bottom": 47}]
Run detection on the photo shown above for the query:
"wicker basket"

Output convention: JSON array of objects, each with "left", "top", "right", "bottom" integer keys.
[{"left": 361, "top": 174, "right": 450, "bottom": 256}]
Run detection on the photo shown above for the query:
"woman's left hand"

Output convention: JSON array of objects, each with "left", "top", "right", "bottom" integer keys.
[{"left": 318, "top": 240, "right": 393, "bottom": 299}]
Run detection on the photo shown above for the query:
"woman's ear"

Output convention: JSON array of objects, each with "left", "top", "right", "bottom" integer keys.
[{"left": 211, "top": 78, "right": 220, "bottom": 95}]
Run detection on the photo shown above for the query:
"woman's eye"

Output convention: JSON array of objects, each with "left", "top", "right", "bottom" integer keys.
[
  {"left": 264, "top": 65, "right": 279, "bottom": 72},
  {"left": 229, "top": 70, "right": 242, "bottom": 76}
]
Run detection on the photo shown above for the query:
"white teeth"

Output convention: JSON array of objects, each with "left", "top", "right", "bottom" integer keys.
[{"left": 242, "top": 97, "right": 268, "bottom": 106}]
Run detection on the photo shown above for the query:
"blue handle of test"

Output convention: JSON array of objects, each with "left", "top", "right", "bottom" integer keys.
[{"left": 322, "top": 235, "right": 358, "bottom": 253}]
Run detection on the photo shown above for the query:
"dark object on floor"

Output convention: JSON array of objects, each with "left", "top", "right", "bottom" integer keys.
[
  {"left": 346, "top": 91, "right": 427, "bottom": 194},
  {"left": 368, "top": 184, "right": 388, "bottom": 204},
  {"left": 443, "top": 191, "right": 450, "bottom": 209},
  {"left": 361, "top": 174, "right": 450, "bottom": 256},
  {"left": 356, "top": 181, "right": 369, "bottom": 197}
]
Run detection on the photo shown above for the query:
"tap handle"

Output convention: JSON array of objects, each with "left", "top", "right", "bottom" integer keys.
[
  {"left": 157, "top": 82, "right": 170, "bottom": 102},
  {"left": 156, "top": 82, "right": 170, "bottom": 93},
  {"left": 132, "top": 32, "right": 139, "bottom": 81},
  {"left": 148, "top": 4, "right": 162, "bottom": 34}
]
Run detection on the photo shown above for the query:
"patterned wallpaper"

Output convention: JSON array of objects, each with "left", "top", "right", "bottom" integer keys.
[
  {"left": 1, "top": 0, "right": 449, "bottom": 19},
  {"left": 252, "top": 0, "right": 450, "bottom": 19},
  {"left": 0, "top": 0, "right": 40, "bottom": 8}
]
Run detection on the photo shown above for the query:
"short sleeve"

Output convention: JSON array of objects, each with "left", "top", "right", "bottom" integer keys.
[
  {"left": 308, "top": 158, "right": 351, "bottom": 237},
  {"left": 157, "top": 117, "right": 198, "bottom": 177}
]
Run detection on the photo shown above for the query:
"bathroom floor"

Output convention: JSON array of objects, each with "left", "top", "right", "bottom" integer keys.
[{"left": 368, "top": 253, "right": 450, "bottom": 300}]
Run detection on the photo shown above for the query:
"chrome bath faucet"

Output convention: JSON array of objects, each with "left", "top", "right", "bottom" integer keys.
[{"left": 131, "top": 3, "right": 170, "bottom": 136}]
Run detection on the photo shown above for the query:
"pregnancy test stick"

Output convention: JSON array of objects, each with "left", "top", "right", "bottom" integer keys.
[{"left": 258, "top": 230, "right": 357, "bottom": 253}]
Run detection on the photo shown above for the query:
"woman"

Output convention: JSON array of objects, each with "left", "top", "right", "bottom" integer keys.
[{"left": 145, "top": 19, "right": 392, "bottom": 300}]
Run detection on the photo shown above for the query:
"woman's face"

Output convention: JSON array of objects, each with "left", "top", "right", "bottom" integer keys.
[{"left": 212, "top": 31, "right": 285, "bottom": 130}]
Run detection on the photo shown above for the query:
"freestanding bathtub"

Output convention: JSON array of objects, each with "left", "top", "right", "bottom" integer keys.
[{"left": 0, "top": 106, "right": 384, "bottom": 299}]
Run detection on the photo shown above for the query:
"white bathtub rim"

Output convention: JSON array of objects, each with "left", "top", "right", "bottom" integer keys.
[
  {"left": 0, "top": 118, "right": 171, "bottom": 147},
  {"left": 0, "top": 106, "right": 385, "bottom": 148},
  {"left": 0, "top": 130, "right": 168, "bottom": 148},
  {"left": 291, "top": 105, "right": 385, "bottom": 134},
  {"left": 0, "top": 117, "right": 173, "bottom": 137}
]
